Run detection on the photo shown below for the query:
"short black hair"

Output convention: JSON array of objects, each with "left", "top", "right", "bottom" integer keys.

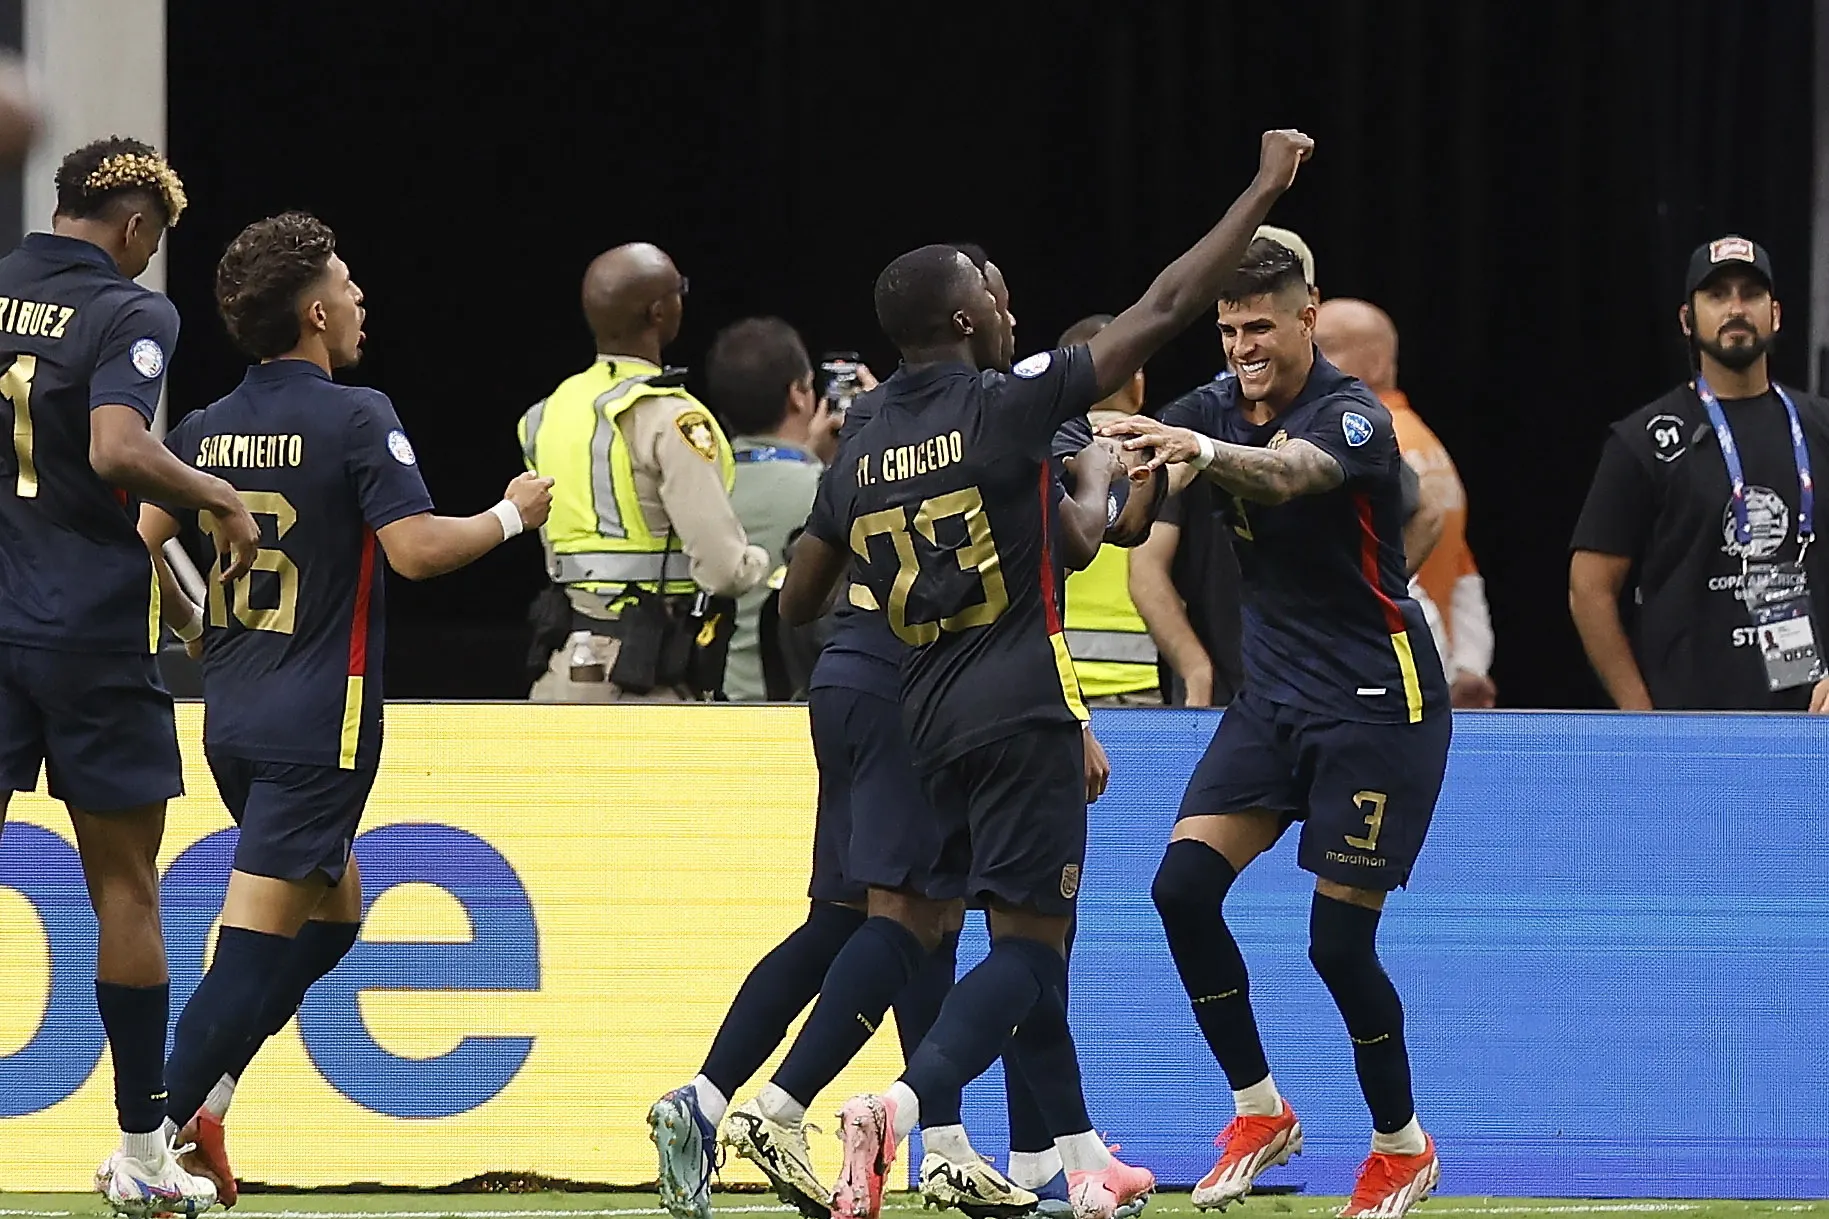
[
  {"left": 704, "top": 316, "right": 813, "bottom": 436},
  {"left": 215, "top": 211, "right": 338, "bottom": 360},
  {"left": 54, "top": 136, "right": 187, "bottom": 226},
  {"left": 949, "top": 242, "right": 989, "bottom": 271},
  {"left": 874, "top": 244, "right": 982, "bottom": 349},
  {"left": 1218, "top": 237, "right": 1309, "bottom": 307},
  {"left": 1060, "top": 313, "right": 1114, "bottom": 347}
]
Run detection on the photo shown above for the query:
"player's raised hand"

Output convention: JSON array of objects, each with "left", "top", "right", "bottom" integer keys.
[
  {"left": 1255, "top": 129, "right": 1314, "bottom": 193},
  {"left": 1062, "top": 435, "right": 1124, "bottom": 486},
  {"left": 208, "top": 498, "right": 261, "bottom": 582},
  {"left": 1099, "top": 414, "right": 1205, "bottom": 477},
  {"left": 504, "top": 471, "right": 555, "bottom": 530}
]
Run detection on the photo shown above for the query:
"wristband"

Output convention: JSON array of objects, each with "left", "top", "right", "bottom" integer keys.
[
  {"left": 489, "top": 499, "right": 524, "bottom": 540},
  {"left": 173, "top": 604, "right": 204, "bottom": 644},
  {"left": 1190, "top": 432, "right": 1217, "bottom": 470}
]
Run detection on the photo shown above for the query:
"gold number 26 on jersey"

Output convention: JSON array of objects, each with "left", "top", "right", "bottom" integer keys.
[
  {"left": 850, "top": 486, "right": 1010, "bottom": 646},
  {"left": 200, "top": 490, "right": 301, "bottom": 635}
]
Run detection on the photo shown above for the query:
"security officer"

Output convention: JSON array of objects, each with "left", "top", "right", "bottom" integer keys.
[{"left": 520, "top": 242, "right": 769, "bottom": 701}]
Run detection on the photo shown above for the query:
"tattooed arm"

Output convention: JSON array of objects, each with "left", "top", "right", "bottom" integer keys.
[{"left": 1099, "top": 415, "right": 1344, "bottom": 505}]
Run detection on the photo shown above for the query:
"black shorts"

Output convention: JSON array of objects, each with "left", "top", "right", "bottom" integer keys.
[
  {"left": 0, "top": 643, "right": 182, "bottom": 811},
  {"left": 1178, "top": 689, "right": 1451, "bottom": 891},
  {"left": 208, "top": 753, "right": 377, "bottom": 883},
  {"left": 808, "top": 685, "right": 943, "bottom": 903},
  {"left": 920, "top": 723, "right": 1087, "bottom": 917}
]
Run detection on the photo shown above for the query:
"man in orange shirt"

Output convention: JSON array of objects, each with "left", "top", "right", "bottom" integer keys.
[{"left": 1315, "top": 298, "right": 1496, "bottom": 707}]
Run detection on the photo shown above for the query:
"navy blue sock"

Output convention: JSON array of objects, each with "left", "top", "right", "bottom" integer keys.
[
  {"left": 1152, "top": 839, "right": 1272, "bottom": 1090},
  {"left": 901, "top": 936, "right": 1055, "bottom": 1112},
  {"left": 700, "top": 902, "right": 866, "bottom": 1097},
  {"left": 1002, "top": 950, "right": 1091, "bottom": 1142},
  {"left": 95, "top": 981, "right": 170, "bottom": 1134},
  {"left": 772, "top": 915, "right": 925, "bottom": 1106},
  {"left": 1309, "top": 894, "right": 1415, "bottom": 1133},
  {"left": 893, "top": 930, "right": 960, "bottom": 1126},
  {"left": 223, "top": 919, "right": 360, "bottom": 1082},
  {"left": 164, "top": 926, "right": 292, "bottom": 1124},
  {"left": 1004, "top": 916, "right": 1074, "bottom": 1154}
]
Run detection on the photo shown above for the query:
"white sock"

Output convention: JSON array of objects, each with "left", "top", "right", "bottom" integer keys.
[
  {"left": 886, "top": 1081, "right": 920, "bottom": 1142},
  {"left": 1056, "top": 1130, "right": 1112, "bottom": 1173},
  {"left": 1232, "top": 1075, "right": 1283, "bottom": 1117},
  {"left": 921, "top": 1123, "right": 975, "bottom": 1164},
  {"left": 121, "top": 1129, "right": 166, "bottom": 1164},
  {"left": 1371, "top": 1116, "right": 1427, "bottom": 1157},
  {"left": 203, "top": 1074, "right": 237, "bottom": 1121},
  {"left": 757, "top": 1082, "right": 806, "bottom": 1127},
  {"left": 689, "top": 1074, "right": 729, "bottom": 1127},
  {"left": 1008, "top": 1148, "right": 1064, "bottom": 1190}
]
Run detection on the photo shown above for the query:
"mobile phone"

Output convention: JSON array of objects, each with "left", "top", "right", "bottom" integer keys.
[{"left": 819, "top": 351, "right": 861, "bottom": 414}]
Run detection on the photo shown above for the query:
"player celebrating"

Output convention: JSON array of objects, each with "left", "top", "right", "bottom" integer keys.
[
  {"left": 776, "top": 130, "right": 1313, "bottom": 1219},
  {"left": 1102, "top": 240, "right": 1450, "bottom": 1218},
  {"left": 137, "top": 211, "right": 551, "bottom": 1205},
  {"left": 0, "top": 137, "right": 258, "bottom": 1216}
]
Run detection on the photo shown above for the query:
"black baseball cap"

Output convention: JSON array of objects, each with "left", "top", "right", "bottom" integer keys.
[{"left": 1685, "top": 235, "right": 1775, "bottom": 298}]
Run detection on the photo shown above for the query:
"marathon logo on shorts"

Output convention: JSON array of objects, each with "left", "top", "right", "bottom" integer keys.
[
  {"left": 1710, "top": 237, "right": 1756, "bottom": 265},
  {"left": 1059, "top": 863, "right": 1081, "bottom": 899}
]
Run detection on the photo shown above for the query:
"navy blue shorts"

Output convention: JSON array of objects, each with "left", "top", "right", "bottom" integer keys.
[
  {"left": 808, "top": 685, "right": 943, "bottom": 903},
  {"left": 0, "top": 643, "right": 182, "bottom": 811},
  {"left": 920, "top": 724, "right": 1087, "bottom": 917},
  {"left": 1178, "top": 689, "right": 1451, "bottom": 891},
  {"left": 207, "top": 753, "right": 377, "bottom": 883}
]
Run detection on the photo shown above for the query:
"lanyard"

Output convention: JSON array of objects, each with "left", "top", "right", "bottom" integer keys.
[
  {"left": 733, "top": 445, "right": 816, "bottom": 465},
  {"left": 1695, "top": 374, "right": 1815, "bottom": 562}
]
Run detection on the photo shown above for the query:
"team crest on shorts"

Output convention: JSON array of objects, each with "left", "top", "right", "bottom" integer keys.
[
  {"left": 130, "top": 338, "right": 164, "bottom": 378},
  {"left": 675, "top": 410, "right": 720, "bottom": 461},
  {"left": 1341, "top": 411, "right": 1373, "bottom": 447},
  {"left": 1059, "top": 863, "right": 1081, "bottom": 899}
]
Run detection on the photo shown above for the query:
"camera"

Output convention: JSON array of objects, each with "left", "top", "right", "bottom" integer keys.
[{"left": 819, "top": 351, "right": 862, "bottom": 415}]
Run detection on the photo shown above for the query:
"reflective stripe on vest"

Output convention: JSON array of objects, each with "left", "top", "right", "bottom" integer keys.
[
  {"left": 1063, "top": 629, "right": 1159, "bottom": 664},
  {"left": 519, "top": 361, "right": 734, "bottom": 598},
  {"left": 1063, "top": 542, "right": 1158, "bottom": 696}
]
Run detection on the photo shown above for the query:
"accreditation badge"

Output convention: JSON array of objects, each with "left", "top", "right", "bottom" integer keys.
[{"left": 1740, "top": 561, "right": 1826, "bottom": 691}]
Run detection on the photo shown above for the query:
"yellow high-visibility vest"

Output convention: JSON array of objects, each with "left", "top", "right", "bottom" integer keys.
[
  {"left": 518, "top": 358, "right": 734, "bottom": 598},
  {"left": 1064, "top": 542, "right": 1159, "bottom": 697}
]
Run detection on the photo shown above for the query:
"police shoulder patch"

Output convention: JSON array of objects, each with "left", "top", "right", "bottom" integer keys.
[
  {"left": 1013, "top": 351, "right": 1052, "bottom": 379},
  {"left": 674, "top": 409, "right": 721, "bottom": 462},
  {"left": 1341, "top": 411, "right": 1374, "bottom": 448}
]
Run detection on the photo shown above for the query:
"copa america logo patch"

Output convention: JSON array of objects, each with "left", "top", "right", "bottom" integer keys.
[
  {"left": 129, "top": 338, "right": 164, "bottom": 378},
  {"left": 386, "top": 429, "right": 417, "bottom": 466},
  {"left": 1342, "top": 411, "right": 1374, "bottom": 448},
  {"left": 1013, "top": 351, "right": 1052, "bottom": 379}
]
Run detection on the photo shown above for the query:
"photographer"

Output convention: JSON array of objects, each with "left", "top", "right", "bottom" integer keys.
[{"left": 706, "top": 318, "right": 869, "bottom": 700}]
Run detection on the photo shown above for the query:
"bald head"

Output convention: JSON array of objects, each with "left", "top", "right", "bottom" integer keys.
[
  {"left": 582, "top": 242, "right": 685, "bottom": 357},
  {"left": 1314, "top": 298, "right": 1398, "bottom": 392}
]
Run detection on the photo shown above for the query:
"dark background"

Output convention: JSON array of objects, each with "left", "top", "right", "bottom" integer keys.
[{"left": 165, "top": 0, "right": 1817, "bottom": 706}]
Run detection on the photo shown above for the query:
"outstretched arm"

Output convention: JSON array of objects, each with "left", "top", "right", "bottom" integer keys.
[
  {"left": 1085, "top": 130, "right": 1313, "bottom": 397},
  {"left": 1099, "top": 415, "right": 1343, "bottom": 505}
]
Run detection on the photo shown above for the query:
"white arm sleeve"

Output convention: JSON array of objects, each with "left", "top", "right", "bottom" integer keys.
[
  {"left": 1410, "top": 577, "right": 1451, "bottom": 677},
  {"left": 1450, "top": 572, "right": 1494, "bottom": 678}
]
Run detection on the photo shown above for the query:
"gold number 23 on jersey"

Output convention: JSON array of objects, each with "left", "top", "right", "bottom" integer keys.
[
  {"left": 850, "top": 486, "right": 1010, "bottom": 646},
  {"left": 200, "top": 490, "right": 300, "bottom": 635}
]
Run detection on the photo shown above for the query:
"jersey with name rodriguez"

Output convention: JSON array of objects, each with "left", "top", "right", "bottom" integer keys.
[
  {"left": 0, "top": 232, "right": 181, "bottom": 653},
  {"left": 806, "top": 347, "right": 1100, "bottom": 768},
  {"left": 1160, "top": 352, "right": 1447, "bottom": 723},
  {"left": 164, "top": 360, "right": 434, "bottom": 769}
]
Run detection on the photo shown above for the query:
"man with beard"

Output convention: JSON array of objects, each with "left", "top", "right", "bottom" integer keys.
[{"left": 1571, "top": 236, "right": 1829, "bottom": 711}]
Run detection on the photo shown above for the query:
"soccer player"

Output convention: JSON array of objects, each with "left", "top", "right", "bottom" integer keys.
[
  {"left": 0, "top": 137, "right": 258, "bottom": 1215},
  {"left": 774, "top": 129, "right": 1313, "bottom": 1219},
  {"left": 1102, "top": 239, "right": 1450, "bottom": 1218},
  {"left": 136, "top": 211, "right": 552, "bottom": 1205}
]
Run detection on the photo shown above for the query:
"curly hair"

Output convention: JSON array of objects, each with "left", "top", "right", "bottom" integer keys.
[
  {"left": 54, "top": 136, "right": 187, "bottom": 226},
  {"left": 214, "top": 211, "right": 339, "bottom": 360}
]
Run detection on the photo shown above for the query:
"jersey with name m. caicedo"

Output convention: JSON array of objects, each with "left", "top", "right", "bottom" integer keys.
[
  {"left": 163, "top": 359, "right": 434, "bottom": 770},
  {"left": 1160, "top": 352, "right": 1447, "bottom": 723},
  {"left": 806, "top": 346, "right": 1101, "bottom": 768},
  {"left": 0, "top": 233, "right": 181, "bottom": 653}
]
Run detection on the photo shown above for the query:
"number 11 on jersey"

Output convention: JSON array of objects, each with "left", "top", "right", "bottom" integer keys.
[{"left": 1, "top": 353, "right": 38, "bottom": 497}]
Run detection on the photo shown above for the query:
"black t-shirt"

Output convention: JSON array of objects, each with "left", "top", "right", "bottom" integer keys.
[
  {"left": 1160, "top": 354, "right": 1448, "bottom": 723},
  {"left": 0, "top": 233, "right": 181, "bottom": 653},
  {"left": 806, "top": 347, "right": 1102, "bottom": 768},
  {"left": 1156, "top": 472, "right": 1244, "bottom": 704},
  {"left": 164, "top": 361, "right": 435, "bottom": 768},
  {"left": 1570, "top": 381, "right": 1829, "bottom": 710}
]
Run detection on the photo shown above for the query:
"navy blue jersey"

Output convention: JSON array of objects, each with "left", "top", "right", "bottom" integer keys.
[
  {"left": 1160, "top": 354, "right": 1447, "bottom": 723},
  {"left": 163, "top": 360, "right": 434, "bottom": 769},
  {"left": 806, "top": 348, "right": 1101, "bottom": 768},
  {"left": 809, "top": 384, "right": 903, "bottom": 700},
  {"left": 0, "top": 233, "right": 180, "bottom": 653}
]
